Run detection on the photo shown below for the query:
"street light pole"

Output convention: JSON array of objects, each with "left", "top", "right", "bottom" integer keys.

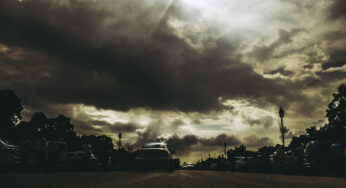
[
  {"left": 224, "top": 143, "right": 227, "bottom": 159},
  {"left": 118, "top": 132, "right": 122, "bottom": 149},
  {"left": 279, "top": 107, "right": 285, "bottom": 147}
]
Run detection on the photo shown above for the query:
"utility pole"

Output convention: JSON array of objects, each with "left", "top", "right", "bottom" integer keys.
[
  {"left": 118, "top": 132, "right": 122, "bottom": 149},
  {"left": 224, "top": 143, "right": 227, "bottom": 158},
  {"left": 279, "top": 107, "right": 285, "bottom": 147}
]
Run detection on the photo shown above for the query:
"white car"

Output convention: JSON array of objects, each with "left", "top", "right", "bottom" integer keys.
[{"left": 182, "top": 162, "right": 194, "bottom": 169}]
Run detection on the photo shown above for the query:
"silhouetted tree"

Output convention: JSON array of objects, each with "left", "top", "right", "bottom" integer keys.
[
  {"left": 80, "top": 135, "right": 114, "bottom": 166},
  {"left": 16, "top": 112, "right": 78, "bottom": 149},
  {"left": 327, "top": 84, "right": 346, "bottom": 127},
  {"left": 325, "top": 84, "right": 346, "bottom": 142},
  {"left": 234, "top": 144, "right": 246, "bottom": 156},
  {"left": 289, "top": 135, "right": 309, "bottom": 150},
  {"left": 306, "top": 126, "right": 321, "bottom": 140},
  {"left": 48, "top": 115, "right": 77, "bottom": 143},
  {"left": 258, "top": 146, "right": 276, "bottom": 156},
  {"left": 0, "top": 89, "right": 23, "bottom": 141},
  {"left": 25, "top": 112, "right": 48, "bottom": 139}
]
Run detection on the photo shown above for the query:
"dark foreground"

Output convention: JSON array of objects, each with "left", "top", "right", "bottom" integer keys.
[{"left": 1, "top": 170, "right": 346, "bottom": 188}]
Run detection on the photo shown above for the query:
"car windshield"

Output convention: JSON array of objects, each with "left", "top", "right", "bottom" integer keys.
[{"left": 142, "top": 143, "right": 166, "bottom": 148}]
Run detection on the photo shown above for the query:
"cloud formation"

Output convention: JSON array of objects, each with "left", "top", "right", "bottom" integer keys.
[
  {"left": 1, "top": 0, "right": 346, "bottom": 162},
  {"left": 0, "top": 0, "right": 320, "bottom": 114},
  {"left": 243, "top": 115, "right": 274, "bottom": 129},
  {"left": 244, "top": 135, "right": 274, "bottom": 148},
  {"left": 329, "top": 0, "right": 346, "bottom": 20},
  {"left": 166, "top": 134, "right": 198, "bottom": 155}
]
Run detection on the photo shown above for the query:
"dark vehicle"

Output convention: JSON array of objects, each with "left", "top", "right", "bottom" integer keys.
[
  {"left": 0, "top": 138, "right": 20, "bottom": 168},
  {"left": 135, "top": 142, "right": 174, "bottom": 172}
]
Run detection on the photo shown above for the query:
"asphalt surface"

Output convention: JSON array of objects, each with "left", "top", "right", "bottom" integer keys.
[{"left": 1, "top": 170, "right": 346, "bottom": 188}]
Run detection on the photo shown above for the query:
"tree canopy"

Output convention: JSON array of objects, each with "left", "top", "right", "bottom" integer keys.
[
  {"left": 326, "top": 84, "right": 346, "bottom": 127},
  {"left": 0, "top": 89, "right": 23, "bottom": 140}
]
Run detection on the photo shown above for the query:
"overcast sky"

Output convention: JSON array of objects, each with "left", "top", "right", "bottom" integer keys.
[{"left": 1, "top": 0, "right": 345, "bottom": 162}]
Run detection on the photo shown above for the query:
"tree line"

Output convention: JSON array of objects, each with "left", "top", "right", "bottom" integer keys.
[
  {"left": 193, "top": 84, "right": 345, "bottom": 176},
  {"left": 0, "top": 89, "right": 114, "bottom": 167}
]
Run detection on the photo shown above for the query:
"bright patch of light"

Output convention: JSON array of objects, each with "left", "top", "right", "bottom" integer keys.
[
  {"left": 70, "top": 104, "right": 129, "bottom": 124},
  {"left": 230, "top": 117, "right": 248, "bottom": 132},
  {"left": 169, "top": 0, "right": 297, "bottom": 52},
  {"left": 176, "top": 0, "right": 275, "bottom": 29}
]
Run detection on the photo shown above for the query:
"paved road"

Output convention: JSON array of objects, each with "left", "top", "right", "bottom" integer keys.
[{"left": 1, "top": 170, "right": 346, "bottom": 188}]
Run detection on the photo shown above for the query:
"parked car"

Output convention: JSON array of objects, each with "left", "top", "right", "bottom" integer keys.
[
  {"left": 0, "top": 138, "right": 20, "bottom": 168},
  {"left": 182, "top": 162, "right": 194, "bottom": 170},
  {"left": 135, "top": 142, "right": 174, "bottom": 172}
]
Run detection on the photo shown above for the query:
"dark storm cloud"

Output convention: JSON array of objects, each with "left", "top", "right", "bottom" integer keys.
[
  {"left": 0, "top": 0, "right": 310, "bottom": 114},
  {"left": 166, "top": 134, "right": 198, "bottom": 155},
  {"left": 244, "top": 135, "right": 273, "bottom": 148},
  {"left": 0, "top": 0, "right": 106, "bottom": 59},
  {"left": 316, "top": 71, "right": 346, "bottom": 82},
  {"left": 323, "top": 31, "right": 346, "bottom": 42},
  {"left": 322, "top": 61, "right": 346, "bottom": 70},
  {"left": 243, "top": 115, "right": 273, "bottom": 129},
  {"left": 301, "top": 78, "right": 325, "bottom": 88},
  {"left": 321, "top": 51, "right": 346, "bottom": 70},
  {"left": 199, "top": 134, "right": 241, "bottom": 147},
  {"left": 329, "top": 0, "right": 346, "bottom": 20},
  {"left": 250, "top": 28, "right": 303, "bottom": 61}
]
